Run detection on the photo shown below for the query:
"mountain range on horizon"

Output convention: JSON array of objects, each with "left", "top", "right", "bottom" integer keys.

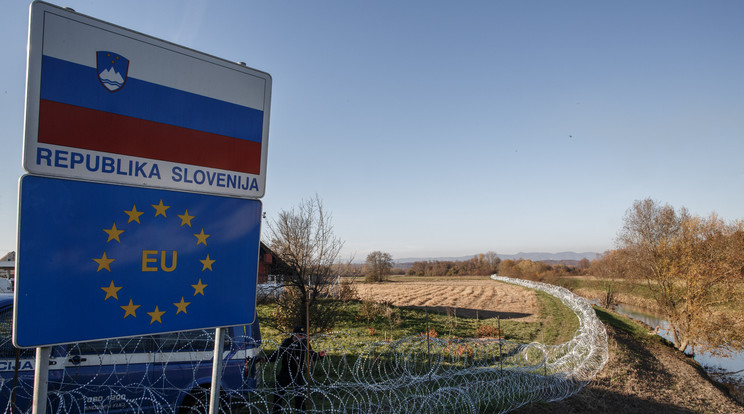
[{"left": 393, "top": 251, "right": 600, "bottom": 264}]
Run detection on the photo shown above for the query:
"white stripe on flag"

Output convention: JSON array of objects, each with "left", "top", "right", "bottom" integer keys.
[{"left": 40, "top": 11, "right": 267, "bottom": 110}]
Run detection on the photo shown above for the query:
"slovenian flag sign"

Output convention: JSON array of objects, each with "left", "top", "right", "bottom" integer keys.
[
  {"left": 28, "top": 5, "right": 270, "bottom": 178},
  {"left": 15, "top": 176, "right": 261, "bottom": 347}
]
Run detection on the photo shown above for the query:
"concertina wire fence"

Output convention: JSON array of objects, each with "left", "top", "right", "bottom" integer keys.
[{"left": 1, "top": 276, "right": 608, "bottom": 413}]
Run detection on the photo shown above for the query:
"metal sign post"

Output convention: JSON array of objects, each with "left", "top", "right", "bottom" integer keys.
[
  {"left": 31, "top": 347, "right": 50, "bottom": 414},
  {"left": 209, "top": 328, "right": 225, "bottom": 414}
]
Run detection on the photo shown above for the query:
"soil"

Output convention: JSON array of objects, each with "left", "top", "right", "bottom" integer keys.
[
  {"left": 359, "top": 279, "right": 744, "bottom": 413},
  {"left": 356, "top": 279, "right": 541, "bottom": 322}
]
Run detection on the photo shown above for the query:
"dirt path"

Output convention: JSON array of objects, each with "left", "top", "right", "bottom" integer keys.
[{"left": 359, "top": 278, "right": 744, "bottom": 413}]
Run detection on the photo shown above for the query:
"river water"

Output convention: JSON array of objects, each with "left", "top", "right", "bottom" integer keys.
[{"left": 609, "top": 303, "right": 744, "bottom": 402}]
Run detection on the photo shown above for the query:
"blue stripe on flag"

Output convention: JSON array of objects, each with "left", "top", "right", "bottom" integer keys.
[{"left": 40, "top": 55, "right": 264, "bottom": 143}]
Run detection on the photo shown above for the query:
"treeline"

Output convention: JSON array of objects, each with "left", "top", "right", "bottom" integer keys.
[
  {"left": 498, "top": 258, "right": 588, "bottom": 280},
  {"left": 405, "top": 254, "right": 589, "bottom": 278},
  {"left": 406, "top": 253, "right": 500, "bottom": 276}
]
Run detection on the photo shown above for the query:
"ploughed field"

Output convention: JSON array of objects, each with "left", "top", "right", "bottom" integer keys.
[{"left": 356, "top": 278, "right": 540, "bottom": 322}]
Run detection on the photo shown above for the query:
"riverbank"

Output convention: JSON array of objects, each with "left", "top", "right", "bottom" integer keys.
[
  {"left": 513, "top": 307, "right": 744, "bottom": 413},
  {"left": 343, "top": 277, "right": 744, "bottom": 412}
]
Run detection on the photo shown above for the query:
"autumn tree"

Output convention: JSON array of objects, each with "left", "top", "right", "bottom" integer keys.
[
  {"left": 590, "top": 250, "right": 630, "bottom": 309},
  {"left": 617, "top": 198, "right": 744, "bottom": 352},
  {"left": 266, "top": 195, "right": 344, "bottom": 333},
  {"left": 365, "top": 251, "right": 393, "bottom": 282},
  {"left": 497, "top": 259, "right": 522, "bottom": 278},
  {"left": 405, "top": 253, "right": 501, "bottom": 277},
  {"left": 405, "top": 261, "right": 426, "bottom": 276},
  {"left": 472, "top": 251, "right": 501, "bottom": 275}
]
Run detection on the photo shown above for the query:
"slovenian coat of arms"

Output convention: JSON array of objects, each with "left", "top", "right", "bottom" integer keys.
[{"left": 96, "top": 51, "right": 129, "bottom": 92}]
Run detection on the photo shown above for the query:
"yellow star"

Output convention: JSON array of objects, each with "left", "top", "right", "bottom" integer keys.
[
  {"left": 193, "top": 229, "right": 210, "bottom": 246},
  {"left": 200, "top": 254, "right": 215, "bottom": 271},
  {"left": 103, "top": 223, "right": 124, "bottom": 243},
  {"left": 124, "top": 205, "right": 144, "bottom": 224},
  {"left": 174, "top": 297, "right": 191, "bottom": 314},
  {"left": 121, "top": 299, "right": 140, "bottom": 318},
  {"left": 93, "top": 252, "right": 115, "bottom": 272},
  {"left": 192, "top": 279, "right": 207, "bottom": 296},
  {"left": 147, "top": 306, "right": 165, "bottom": 324},
  {"left": 152, "top": 199, "right": 170, "bottom": 217},
  {"left": 101, "top": 280, "right": 122, "bottom": 300},
  {"left": 178, "top": 209, "right": 195, "bottom": 227}
]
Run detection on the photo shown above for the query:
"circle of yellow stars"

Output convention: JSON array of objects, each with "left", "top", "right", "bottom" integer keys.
[{"left": 93, "top": 199, "right": 215, "bottom": 325}]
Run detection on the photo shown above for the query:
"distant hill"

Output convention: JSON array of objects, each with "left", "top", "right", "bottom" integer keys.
[
  {"left": 497, "top": 251, "right": 600, "bottom": 262},
  {"left": 393, "top": 251, "right": 599, "bottom": 266}
]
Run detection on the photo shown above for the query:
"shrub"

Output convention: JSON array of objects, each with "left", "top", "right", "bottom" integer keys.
[{"left": 475, "top": 324, "right": 503, "bottom": 339}]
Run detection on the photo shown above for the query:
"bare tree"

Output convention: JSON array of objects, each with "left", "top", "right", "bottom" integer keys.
[
  {"left": 365, "top": 251, "right": 393, "bottom": 282},
  {"left": 617, "top": 198, "right": 744, "bottom": 352},
  {"left": 266, "top": 195, "right": 344, "bottom": 333}
]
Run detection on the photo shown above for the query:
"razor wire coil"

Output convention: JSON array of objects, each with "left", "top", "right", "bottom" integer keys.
[{"left": 0, "top": 276, "right": 608, "bottom": 413}]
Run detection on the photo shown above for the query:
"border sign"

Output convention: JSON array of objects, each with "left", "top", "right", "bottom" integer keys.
[
  {"left": 14, "top": 175, "right": 261, "bottom": 348},
  {"left": 23, "top": 1, "right": 272, "bottom": 198}
]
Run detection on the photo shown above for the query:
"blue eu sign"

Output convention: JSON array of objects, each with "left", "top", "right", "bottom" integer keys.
[{"left": 15, "top": 175, "right": 261, "bottom": 347}]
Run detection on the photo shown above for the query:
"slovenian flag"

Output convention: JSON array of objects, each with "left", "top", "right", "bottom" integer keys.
[{"left": 35, "top": 11, "right": 267, "bottom": 175}]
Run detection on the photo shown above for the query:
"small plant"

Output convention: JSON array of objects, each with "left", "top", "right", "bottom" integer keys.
[
  {"left": 445, "top": 307, "right": 458, "bottom": 336},
  {"left": 420, "top": 329, "right": 438, "bottom": 338},
  {"left": 475, "top": 324, "right": 503, "bottom": 339},
  {"left": 381, "top": 301, "right": 402, "bottom": 340},
  {"left": 357, "top": 299, "right": 382, "bottom": 326},
  {"left": 447, "top": 342, "right": 474, "bottom": 357},
  {"left": 337, "top": 278, "right": 358, "bottom": 301}
]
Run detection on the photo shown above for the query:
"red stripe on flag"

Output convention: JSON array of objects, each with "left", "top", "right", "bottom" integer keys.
[{"left": 38, "top": 100, "right": 261, "bottom": 175}]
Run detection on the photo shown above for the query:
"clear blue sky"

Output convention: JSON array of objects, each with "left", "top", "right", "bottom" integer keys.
[{"left": 1, "top": 0, "right": 743, "bottom": 260}]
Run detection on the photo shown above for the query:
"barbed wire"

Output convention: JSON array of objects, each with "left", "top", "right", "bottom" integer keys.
[{"left": 0, "top": 276, "right": 608, "bottom": 413}]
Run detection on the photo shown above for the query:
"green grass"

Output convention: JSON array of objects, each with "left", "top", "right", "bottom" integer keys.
[
  {"left": 551, "top": 276, "right": 658, "bottom": 302},
  {"left": 593, "top": 306, "right": 650, "bottom": 340},
  {"left": 251, "top": 285, "right": 592, "bottom": 412},
  {"left": 258, "top": 300, "right": 539, "bottom": 344},
  {"left": 257, "top": 287, "right": 579, "bottom": 350},
  {"left": 535, "top": 291, "right": 580, "bottom": 345},
  {"left": 592, "top": 305, "right": 674, "bottom": 349}
]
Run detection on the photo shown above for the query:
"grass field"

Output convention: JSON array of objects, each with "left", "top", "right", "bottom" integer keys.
[
  {"left": 257, "top": 276, "right": 580, "bottom": 347},
  {"left": 252, "top": 277, "right": 585, "bottom": 412}
]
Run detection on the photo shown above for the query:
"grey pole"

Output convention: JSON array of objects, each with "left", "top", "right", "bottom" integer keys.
[
  {"left": 32, "top": 346, "right": 50, "bottom": 414},
  {"left": 209, "top": 328, "right": 226, "bottom": 414}
]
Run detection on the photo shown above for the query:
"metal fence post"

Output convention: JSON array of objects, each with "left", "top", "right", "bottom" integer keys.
[{"left": 498, "top": 316, "right": 503, "bottom": 372}]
